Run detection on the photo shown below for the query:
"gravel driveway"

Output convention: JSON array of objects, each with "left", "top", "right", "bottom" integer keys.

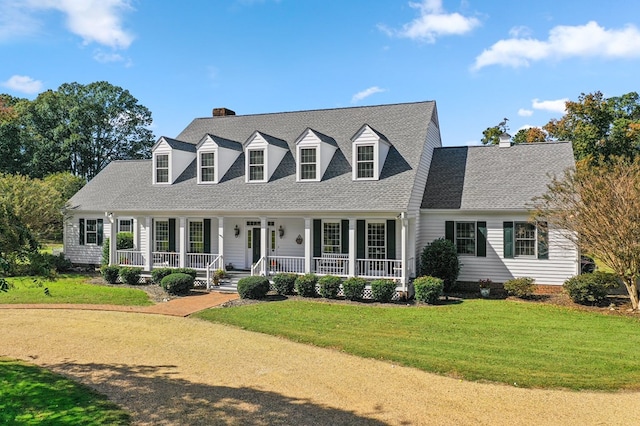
[{"left": 1, "top": 309, "right": 634, "bottom": 425}]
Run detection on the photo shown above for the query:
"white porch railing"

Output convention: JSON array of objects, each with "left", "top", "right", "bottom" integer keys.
[
  {"left": 267, "top": 256, "right": 305, "bottom": 274},
  {"left": 251, "top": 257, "right": 266, "bottom": 276},
  {"left": 313, "top": 254, "right": 349, "bottom": 276},
  {"left": 186, "top": 253, "right": 219, "bottom": 270},
  {"left": 356, "top": 258, "right": 402, "bottom": 279},
  {"left": 116, "top": 250, "right": 145, "bottom": 267},
  {"left": 205, "top": 255, "right": 225, "bottom": 289},
  {"left": 152, "top": 252, "right": 180, "bottom": 268}
]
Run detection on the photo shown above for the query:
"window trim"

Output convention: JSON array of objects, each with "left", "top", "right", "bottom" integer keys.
[
  {"left": 455, "top": 222, "right": 476, "bottom": 256},
  {"left": 355, "top": 144, "right": 375, "bottom": 180},
  {"left": 188, "top": 220, "right": 204, "bottom": 253},
  {"left": 503, "top": 221, "right": 548, "bottom": 259},
  {"left": 154, "top": 220, "right": 170, "bottom": 252},
  {"left": 322, "top": 221, "right": 341, "bottom": 254},
  {"left": 198, "top": 150, "right": 216, "bottom": 184},
  {"left": 298, "top": 146, "right": 319, "bottom": 181},
  {"left": 514, "top": 221, "right": 537, "bottom": 258},
  {"left": 247, "top": 149, "right": 266, "bottom": 182},
  {"left": 85, "top": 219, "right": 98, "bottom": 245},
  {"left": 366, "top": 221, "right": 386, "bottom": 259},
  {"left": 154, "top": 153, "right": 170, "bottom": 184},
  {"left": 118, "top": 219, "right": 133, "bottom": 233}
]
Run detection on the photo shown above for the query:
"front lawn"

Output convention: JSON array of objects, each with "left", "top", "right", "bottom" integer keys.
[
  {"left": 195, "top": 299, "right": 640, "bottom": 390},
  {"left": 0, "top": 358, "right": 130, "bottom": 425},
  {"left": 1, "top": 274, "right": 152, "bottom": 306}
]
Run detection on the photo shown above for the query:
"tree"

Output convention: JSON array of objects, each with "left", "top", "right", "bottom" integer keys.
[
  {"left": 512, "top": 127, "right": 548, "bottom": 144},
  {"left": 419, "top": 238, "right": 460, "bottom": 295},
  {"left": 543, "top": 91, "right": 640, "bottom": 162},
  {"left": 481, "top": 118, "right": 509, "bottom": 145},
  {"left": 532, "top": 157, "right": 640, "bottom": 310},
  {"left": 0, "top": 199, "right": 38, "bottom": 276},
  {"left": 0, "top": 95, "right": 28, "bottom": 175}
]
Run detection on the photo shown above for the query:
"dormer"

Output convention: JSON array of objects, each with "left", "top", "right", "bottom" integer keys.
[
  {"left": 196, "top": 134, "right": 243, "bottom": 184},
  {"left": 351, "top": 124, "right": 391, "bottom": 181},
  {"left": 243, "top": 131, "right": 289, "bottom": 183},
  {"left": 294, "top": 128, "right": 338, "bottom": 182},
  {"left": 152, "top": 137, "right": 196, "bottom": 185}
]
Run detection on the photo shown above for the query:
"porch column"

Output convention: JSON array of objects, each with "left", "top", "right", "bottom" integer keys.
[
  {"left": 144, "top": 216, "right": 152, "bottom": 271},
  {"left": 260, "top": 217, "right": 268, "bottom": 275},
  {"left": 108, "top": 213, "right": 117, "bottom": 266},
  {"left": 304, "top": 218, "right": 312, "bottom": 274},
  {"left": 133, "top": 218, "right": 139, "bottom": 250},
  {"left": 348, "top": 218, "right": 356, "bottom": 277},
  {"left": 401, "top": 213, "right": 408, "bottom": 289},
  {"left": 218, "top": 217, "right": 224, "bottom": 268},
  {"left": 179, "top": 217, "right": 186, "bottom": 268}
]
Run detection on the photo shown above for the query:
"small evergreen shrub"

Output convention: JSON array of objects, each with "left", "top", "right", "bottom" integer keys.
[
  {"left": 161, "top": 272, "right": 194, "bottom": 295},
  {"left": 272, "top": 273, "right": 297, "bottom": 295},
  {"left": 116, "top": 232, "right": 134, "bottom": 250},
  {"left": 119, "top": 266, "right": 142, "bottom": 285},
  {"left": 563, "top": 272, "right": 619, "bottom": 305},
  {"left": 414, "top": 276, "right": 444, "bottom": 304},
  {"left": 101, "top": 265, "right": 120, "bottom": 284},
  {"left": 343, "top": 277, "right": 367, "bottom": 301},
  {"left": 371, "top": 279, "right": 396, "bottom": 303},
  {"left": 419, "top": 238, "right": 460, "bottom": 294},
  {"left": 151, "top": 268, "right": 174, "bottom": 284},
  {"left": 503, "top": 277, "right": 536, "bottom": 298},
  {"left": 295, "top": 274, "right": 318, "bottom": 297},
  {"left": 101, "top": 238, "right": 110, "bottom": 266},
  {"left": 173, "top": 268, "right": 197, "bottom": 279},
  {"left": 318, "top": 275, "right": 342, "bottom": 299},
  {"left": 237, "top": 276, "right": 270, "bottom": 299}
]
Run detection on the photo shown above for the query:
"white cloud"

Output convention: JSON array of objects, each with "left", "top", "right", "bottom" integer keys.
[
  {"left": 0, "top": 0, "right": 41, "bottom": 41},
  {"left": 2, "top": 75, "right": 43, "bottom": 94},
  {"left": 518, "top": 108, "right": 533, "bottom": 117},
  {"left": 351, "top": 86, "right": 386, "bottom": 103},
  {"left": 532, "top": 98, "right": 568, "bottom": 114},
  {"left": 473, "top": 21, "right": 640, "bottom": 70},
  {"left": 509, "top": 26, "right": 532, "bottom": 38},
  {"left": 380, "top": 0, "right": 480, "bottom": 43}
]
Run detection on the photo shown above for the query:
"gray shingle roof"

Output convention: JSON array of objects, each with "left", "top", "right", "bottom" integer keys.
[
  {"left": 421, "top": 142, "right": 574, "bottom": 210},
  {"left": 68, "top": 101, "right": 437, "bottom": 213},
  {"left": 153, "top": 137, "right": 197, "bottom": 152}
]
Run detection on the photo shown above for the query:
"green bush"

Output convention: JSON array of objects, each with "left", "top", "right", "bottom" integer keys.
[
  {"left": 151, "top": 268, "right": 174, "bottom": 284},
  {"left": 23, "top": 252, "right": 72, "bottom": 276},
  {"left": 119, "top": 266, "right": 142, "bottom": 285},
  {"left": 116, "top": 232, "right": 134, "bottom": 250},
  {"left": 161, "top": 273, "right": 194, "bottom": 295},
  {"left": 295, "top": 274, "right": 318, "bottom": 297},
  {"left": 343, "top": 277, "right": 367, "bottom": 301},
  {"left": 237, "top": 276, "right": 270, "bottom": 299},
  {"left": 101, "top": 265, "right": 120, "bottom": 284},
  {"left": 272, "top": 273, "right": 297, "bottom": 295},
  {"left": 414, "top": 276, "right": 444, "bottom": 304},
  {"left": 318, "top": 275, "right": 342, "bottom": 299},
  {"left": 371, "top": 279, "right": 396, "bottom": 303},
  {"left": 563, "top": 272, "right": 619, "bottom": 305},
  {"left": 419, "top": 238, "right": 460, "bottom": 294},
  {"left": 503, "top": 277, "right": 536, "bottom": 298},
  {"left": 173, "top": 268, "right": 197, "bottom": 279},
  {"left": 101, "top": 238, "right": 110, "bottom": 266}
]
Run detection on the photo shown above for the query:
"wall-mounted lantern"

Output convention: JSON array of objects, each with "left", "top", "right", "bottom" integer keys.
[
  {"left": 234, "top": 224, "right": 240, "bottom": 238},
  {"left": 295, "top": 234, "right": 303, "bottom": 245},
  {"left": 279, "top": 225, "right": 285, "bottom": 238}
]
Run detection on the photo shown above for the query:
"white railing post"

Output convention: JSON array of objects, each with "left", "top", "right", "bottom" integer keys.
[
  {"left": 145, "top": 217, "right": 152, "bottom": 271},
  {"left": 401, "top": 213, "right": 408, "bottom": 289},
  {"left": 108, "top": 213, "right": 117, "bottom": 266},
  {"left": 348, "top": 218, "right": 356, "bottom": 277},
  {"left": 179, "top": 217, "right": 186, "bottom": 268},
  {"left": 218, "top": 217, "right": 224, "bottom": 268},
  {"left": 304, "top": 218, "right": 312, "bottom": 274}
]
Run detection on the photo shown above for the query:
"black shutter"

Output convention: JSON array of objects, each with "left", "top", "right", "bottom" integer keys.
[
  {"left": 445, "top": 221, "right": 454, "bottom": 243},
  {"left": 386, "top": 219, "right": 396, "bottom": 259},
  {"left": 97, "top": 219, "right": 103, "bottom": 246},
  {"left": 538, "top": 221, "right": 549, "bottom": 259},
  {"left": 79, "top": 218, "right": 85, "bottom": 245},
  {"left": 204, "top": 219, "right": 211, "bottom": 253},
  {"left": 313, "top": 219, "right": 322, "bottom": 258},
  {"left": 341, "top": 219, "right": 349, "bottom": 254},
  {"left": 356, "top": 220, "right": 365, "bottom": 259},
  {"left": 476, "top": 221, "right": 486, "bottom": 257},
  {"left": 169, "top": 219, "right": 176, "bottom": 252},
  {"left": 503, "top": 222, "right": 514, "bottom": 259}
]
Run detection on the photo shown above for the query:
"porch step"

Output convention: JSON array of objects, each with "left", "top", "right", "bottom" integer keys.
[{"left": 202, "top": 270, "right": 252, "bottom": 292}]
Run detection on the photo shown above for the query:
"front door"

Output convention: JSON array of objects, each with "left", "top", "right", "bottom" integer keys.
[{"left": 252, "top": 228, "right": 261, "bottom": 263}]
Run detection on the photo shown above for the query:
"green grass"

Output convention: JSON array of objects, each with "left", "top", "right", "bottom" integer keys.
[
  {"left": 1, "top": 274, "right": 152, "bottom": 306},
  {"left": 0, "top": 358, "right": 130, "bottom": 425},
  {"left": 194, "top": 299, "right": 640, "bottom": 390}
]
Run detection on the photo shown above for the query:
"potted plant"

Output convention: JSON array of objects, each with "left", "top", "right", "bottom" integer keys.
[
  {"left": 479, "top": 278, "right": 492, "bottom": 297},
  {"left": 212, "top": 269, "right": 227, "bottom": 286}
]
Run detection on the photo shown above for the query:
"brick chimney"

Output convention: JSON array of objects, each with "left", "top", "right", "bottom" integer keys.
[{"left": 212, "top": 107, "right": 236, "bottom": 117}]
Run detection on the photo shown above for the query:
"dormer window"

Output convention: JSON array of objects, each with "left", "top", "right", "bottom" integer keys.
[
  {"left": 295, "top": 128, "right": 338, "bottom": 182},
  {"left": 244, "top": 131, "right": 289, "bottom": 183},
  {"left": 248, "top": 149, "right": 265, "bottom": 181},
  {"left": 300, "top": 148, "right": 317, "bottom": 180},
  {"left": 155, "top": 154, "right": 169, "bottom": 183},
  {"left": 356, "top": 145, "right": 374, "bottom": 179},
  {"left": 196, "top": 134, "right": 242, "bottom": 184},
  {"left": 351, "top": 124, "right": 391, "bottom": 181},
  {"left": 200, "top": 152, "right": 215, "bottom": 182}
]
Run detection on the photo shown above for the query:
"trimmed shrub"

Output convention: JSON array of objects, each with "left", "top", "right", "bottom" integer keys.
[
  {"left": 295, "top": 274, "right": 318, "bottom": 297},
  {"left": 563, "top": 272, "right": 619, "bottom": 305},
  {"left": 101, "top": 238, "right": 110, "bottom": 266},
  {"left": 101, "top": 265, "right": 120, "bottom": 284},
  {"left": 161, "top": 272, "right": 194, "bottom": 295},
  {"left": 116, "top": 232, "right": 134, "bottom": 250},
  {"left": 237, "top": 276, "right": 270, "bottom": 299},
  {"left": 414, "top": 276, "right": 444, "bottom": 304},
  {"left": 343, "top": 277, "right": 367, "bottom": 301},
  {"left": 272, "top": 273, "right": 297, "bottom": 296},
  {"left": 419, "top": 238, "right": 460, "bottom": 294},
  {"left": 503, "top": 277, "right": 536, "bottom": 298},
  {"left": 151, "top": 268, "right": 174, "bottom": 284},
  {"left": 371, "top": 279, "right": 396, "bottom": 303},
  {"left": 119, "top": 266, "right": 143, "bottom": 285},
  {"left": 173, "top": 268, "right": 197, "bottom": 279},
  {"left": 318, "top": 275, "right": 342, "bottom": 299}
]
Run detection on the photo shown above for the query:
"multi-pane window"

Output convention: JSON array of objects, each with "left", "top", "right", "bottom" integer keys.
[
  {"left": 323, "top": 222, "right": 341, "bottom": 254},
  {"left": 300, "top": 148, "right": 317, "bottom": 180},
  {"left": 200, "top": 152, "right": 215, "bottom": 182},
  {"left": 456, "top": 222, "right": 475, "bottom": 255},
  {"left": 118, "top": 219, "right": 132, "bottom": 233},
  {"left": 367, "top": 222, "right": 386, "bottom": 259},
  {"left": 156, "top": 154, "right": 169, "bottom": 183},
  {"left": 515, "top": 222, "right": 536, "bottom": 257},
  {"left": 189, "top": 221, "right": 204, "bottom": 253},
  {"left": 356, "top": 145, "right": 374, "bottom": 179},
  {"left": 248, "top": 150, "right": 265, "bottom": 181},
  {"left": 155, "top": 220, "right": 169, "bottom": 252},
  {"left": 85, "top": 219, "right": 98, "bottom": 245}
]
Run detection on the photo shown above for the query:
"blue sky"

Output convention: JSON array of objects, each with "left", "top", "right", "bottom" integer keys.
[{"left": 1, "top": 0, "right": 639, "bottom": 146}]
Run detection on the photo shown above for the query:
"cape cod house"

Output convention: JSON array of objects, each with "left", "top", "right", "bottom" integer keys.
[{"left": 64, "top": 101, "right": 578, "bottom": 293}]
